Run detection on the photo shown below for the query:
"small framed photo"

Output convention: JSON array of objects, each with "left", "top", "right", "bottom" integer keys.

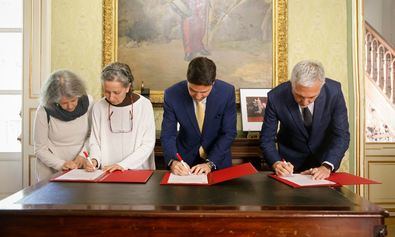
[{"left": 240, "top": 88, "right": 271, "bottom": 131}]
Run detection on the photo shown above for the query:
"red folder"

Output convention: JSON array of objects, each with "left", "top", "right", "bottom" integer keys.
[
  {"left": 51, "top": 170, "right": 153, "bottom": 183},
  {"left": 160, "top": 162, "right": 258, "bottom": 185},
  {"left": 327, "top": 172, "right": 381, "bottom": 185},
  {"left": 268, "top": 172, "right": 381, "bottom": 188}
]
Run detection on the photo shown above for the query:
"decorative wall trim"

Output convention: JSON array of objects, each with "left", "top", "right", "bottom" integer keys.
[
  {"left": 273, "top": 0, "right": 288, "bottom": 86},
  {"left": 351, "top": 0, "right": 365, "bottom": 196},
  {"left": 23, "top": 0, "right": 51, "bottom": 187},
  {"left": 28, "top": 0, "right": 41, "bottom": 99},
  {"left": 28, "top": 155, "right": 36, "bottom": 186},
  {"left": 29, "top": 108, "right": 36, "bottom": 146},
  {"left": 102, "top": 0, "right": 117, "bottom": 68},
  {"left": 366, "top": 160, "right": 395, "bottom": 210}
]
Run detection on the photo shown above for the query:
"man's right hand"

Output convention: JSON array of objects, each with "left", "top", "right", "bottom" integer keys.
[
  {"left": 170, "top": 160, "right": 191, "bottom": 176},
  {"left": 273, "top": 160, "right": 294, "bottom": 176}
]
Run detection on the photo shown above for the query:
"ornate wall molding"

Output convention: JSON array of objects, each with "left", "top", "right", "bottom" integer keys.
[
  {"left": 274, "top": 0, "right": 288, "bottom": 86},
  {"left": 102, "top": 0, "right": 117, "bottom": 67}
]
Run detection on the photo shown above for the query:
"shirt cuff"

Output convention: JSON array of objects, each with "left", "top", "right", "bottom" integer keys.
[
  {"left": 91, "top": 158, "right": 100, "bottom": 169},
  {"left": 322, "top": 161, "right": 334, "bottom": 171}
]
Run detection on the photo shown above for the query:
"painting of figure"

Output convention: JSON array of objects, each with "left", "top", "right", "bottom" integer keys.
[{"left": 117, "top": 0, "right": 273, "bottom": 91}]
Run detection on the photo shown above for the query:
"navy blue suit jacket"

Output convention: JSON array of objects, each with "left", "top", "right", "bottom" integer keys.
[
  {"left": 260, "top": 79, "right": 350, "bottom": 172},
  {"left": 161, "top": 80, "right": 237, "bottom": 169}
]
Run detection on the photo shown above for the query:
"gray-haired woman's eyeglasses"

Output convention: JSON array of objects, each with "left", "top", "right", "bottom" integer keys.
[{"left": 107, "top": 103, "right": 133, "bottom": 133}]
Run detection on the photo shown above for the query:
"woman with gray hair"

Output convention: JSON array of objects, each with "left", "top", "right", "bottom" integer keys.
[
  {"left": 87, "top": 62, "right": 155, "bottom": 172},
  {"left": 33, "top": 70, "right": 93, "bottom": 181}
]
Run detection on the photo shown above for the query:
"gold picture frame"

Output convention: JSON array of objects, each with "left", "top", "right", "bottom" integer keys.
[{"left": 103, "top": 0, "right": 288, "bottom": 103}]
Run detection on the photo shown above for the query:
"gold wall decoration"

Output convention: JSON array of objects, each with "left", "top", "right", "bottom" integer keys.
[{"left": 273, "top": 0, "right": 288, "bottom": 86}]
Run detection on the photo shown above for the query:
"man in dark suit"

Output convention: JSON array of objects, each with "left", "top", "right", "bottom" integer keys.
[
  {"left": 260, "top": 60, "right": 350, "bottom": 180},
  {"left": 161, "top": 57, "right": 237, "bottom": 175}
]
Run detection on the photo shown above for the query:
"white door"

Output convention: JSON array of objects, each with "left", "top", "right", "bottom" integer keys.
[
  {"left": 21, "top": 0, "right": 51, "bottom": 187},
  {"left": 0, "top": 0, "right": 23, "bottom": 198}
]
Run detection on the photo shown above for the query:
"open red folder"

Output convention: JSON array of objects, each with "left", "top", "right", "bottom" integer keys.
[
  {"left": 51, "top": 169, "right": 154, "bottom": 183},
  {"left": 160, "top": 162, "right": 258, "bottom": 185},
  {"left": 268, "top": 172, "right": 381, "bottom": 188}
]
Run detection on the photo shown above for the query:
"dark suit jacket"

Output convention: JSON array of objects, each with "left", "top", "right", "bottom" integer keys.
[
  {"left": 260, "top": 79, "right": 350, "bottom": 172},
  {"left": 161, "top": 80, "right": 237, "bottom": 169}
]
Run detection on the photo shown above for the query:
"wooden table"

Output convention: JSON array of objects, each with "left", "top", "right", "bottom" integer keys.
[{"left": 0, "top": 171, "right": 389, "bottom": 237}]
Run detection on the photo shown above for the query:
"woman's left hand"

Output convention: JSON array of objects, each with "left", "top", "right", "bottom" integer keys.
[{"left": 103, "top": 164, "right": 124, "bottom": 173}]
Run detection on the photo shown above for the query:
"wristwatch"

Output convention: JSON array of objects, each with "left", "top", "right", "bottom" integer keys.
[{"left": 205, "top": 159, "right": 216, "bottom": 170}]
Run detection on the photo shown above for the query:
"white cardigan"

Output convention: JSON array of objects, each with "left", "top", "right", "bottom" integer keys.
[
  {"left": 89, "top": 96, "right": 155, "bottom": 170},
  {"left": 33, "top": 95, "right": 93, "bottom": 181}
]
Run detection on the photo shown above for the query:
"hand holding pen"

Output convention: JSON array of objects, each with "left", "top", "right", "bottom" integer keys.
[
  {"left": 273, "top": 158, "right": 294, "bottom": 177},
  {"left": 83, "top": 151, "right": 96, "bottom": 172},
  {"left": 173, "top": 153, "right": 192, "bottom": 176}
]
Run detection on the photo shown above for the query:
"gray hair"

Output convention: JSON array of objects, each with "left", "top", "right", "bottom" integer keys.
[
  {"left": 101, "top": 62, "right": 134, "bottom": 93},
  {"left": 40, "top": 70, "right": 87, "bottom": 110},
  {"left": 290, "top": 60, "right": 325, "bottom": 87}
]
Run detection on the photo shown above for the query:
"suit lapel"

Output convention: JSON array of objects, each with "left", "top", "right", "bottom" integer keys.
[
  {"left": 285, "top": 85, "right": 309, "bottom": 138},
  {"left": 309, "top": 87, "right": 326, "bottom": 140},
  {"left": 183, "top": 86, "right": 201, "bottom": 135},
  {"left": 204, "top": 84, "right": 218, "bottom": 135}
]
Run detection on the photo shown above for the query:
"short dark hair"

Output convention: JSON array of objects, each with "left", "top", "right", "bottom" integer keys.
[{"left": 187, "top": 57, "right": 216, "bottom": 86}]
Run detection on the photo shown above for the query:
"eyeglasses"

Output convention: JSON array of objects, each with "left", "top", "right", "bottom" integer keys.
[{"left": 108, "top": 102, "right": 133, "bottom": 133}]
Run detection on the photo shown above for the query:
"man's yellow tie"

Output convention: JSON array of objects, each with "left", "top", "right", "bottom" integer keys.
[
  {"left": 195, "top": 100, "right": 207, "bottom": 158},
  {"left": 195, "top": 100, "right": 205, "bottom": 132}
]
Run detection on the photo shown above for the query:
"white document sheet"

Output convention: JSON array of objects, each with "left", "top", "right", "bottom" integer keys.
[
  {"left": 54, "top": 169, "right": 104, "bottom": 181},
  {"left": 168, "top": 173, "right": 208, "bottom": 184},
  {"left": 281, "top": 174, "right": 336, "bottom": 186}
]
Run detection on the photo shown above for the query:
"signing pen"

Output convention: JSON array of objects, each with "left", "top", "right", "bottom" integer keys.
[
  {"left": 282, "top": 158, "right": 293, "bottom": 176},
  {"left": 83, "top": 151, "right": 95, "bottom": 170},
  {"left": 176, "top": 153, "right": 191, "bottom": 175}
]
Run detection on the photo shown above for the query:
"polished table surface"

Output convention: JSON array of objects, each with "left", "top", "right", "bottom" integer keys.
[{"left": 0, "top": 171, "right": 389, "bottom": 237}]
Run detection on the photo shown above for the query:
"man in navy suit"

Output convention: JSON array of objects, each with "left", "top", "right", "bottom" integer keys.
[
  {"left": 161, "top": 57, "right": 237, "bottom": 175},
  {"left": 260, "top": 60, "right": 350, "bottom": 180}
]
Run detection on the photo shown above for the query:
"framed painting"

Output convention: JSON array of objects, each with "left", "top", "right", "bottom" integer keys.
[
  {"left": 103, "top": 0, "right": 288, "bottom": 103},
  {"left": 240, "top": 88, "right": 270, "bottom": 131}
]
